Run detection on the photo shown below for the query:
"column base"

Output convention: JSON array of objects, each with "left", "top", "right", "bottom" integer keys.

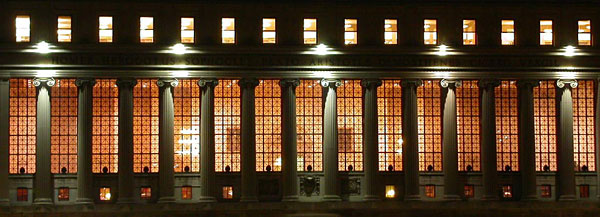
[
  {"left": 158, "top": 196, "right": 176, "bottom": 203},
  {"left": 321, "top": 195, "right": 342, "bottom": 202},
  {"left": 0, "top": 198, "right": 9, "bottom": 206},
  {"left": 558, "top": 195, "right": 576, "bottom": 201},
  {"left": 282, "top": 195, "right": 299, "bottom": 202},
  {"left": 240, "top": 196, "right": 258, "bottom": 202},
  {"left": 117, "top": 197, "right": 136, "bottom": 204},
  {"left": 33, "top": 198, "right": 53, "bottom": 205},
  {"left": 443, "top": 194, "right": 461, "bottom": 201},
  {"left": 75, "top": 198, "right": 94, "bottom": 205},
  {"left": 404, "top": 194, "right": 421, "bottom": 201},
  {"left": 198, "top": 196, "right": 217, "bottom": 203},
  {"left": 362, "top": 195, "right": 380, "bottom": 201},
  {"left": 480, "top": 195, "right": 499, "bottom": 201}
]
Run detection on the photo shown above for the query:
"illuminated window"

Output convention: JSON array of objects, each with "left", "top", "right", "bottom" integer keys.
[
  {"left": 140, "top": 17, "right": 154, "bottom": 43},
  {"left": 15, "top": 15, "right": 30, "bottom": 42},
  {"left": 99, "top": 16, "right": 113, "bottom": 43},
  {"left": 338, "top": 80, "right": 363, "bottom": 171},
  {"left": 263, "top": 18, "right": 276, "bottom": 44},
  {"left": 256, "top": 80, "right": 282, "bottom": 172},
  {"left": 17, "top": 188, "right": 28, "bottom": 201},
  {"left": 384, "top": 19, "right": 398, "bottom": 45},
  {"left": 464, "top": 185, "right": 474, "bottom": 198},
  {"left": 495, "top": 80, "right": 519, "bottom": 171},
  {"left": 418, "top": 80, "right": 442, "bottom": 171},
  {"left": 222, "top": 18, "right": 235, "bottom": 44},
  {"left": 99, "top": 187, "right": 111, "bottom": 201},
  {"left": 578, "top": 20, "right": 592, "bottom": 46},
  {"left": 344, "top": 19, "right": 357, "bottom": 45},
  {"left": 572, "top": 80, "right": 595, "bottom": 172},
  {"left": 502, "top": 185, "right": 513, "bottom": 198},
  {"left": 181, "top": 186, "right": 192, "bottom": 200},
  {"left": 51, "top": 79, "right": 78, "bottom": 174},
  {"left": 57, "top": 16, "right": 72, "bottom": 43},
  {"left": 541, "top": 185, "right": 551, "bottom": 198},
  {"left": 140, "top": 187, "right": 151, "bottom": 199},
  {"left": 222, "top": 186, "right": 233, "bottom": 199},
  {"left": 378, "top": 80, "right": 402, "bottom": 171},
  {"left": 296, "top": 80, "right": 323, "bottom": 172},
  {"left": 580, "top": 185, "right": 590, "bottom": 198},
  {"left": 303, "top": 18, "right": 317, "bottom": 44},
  {"left": 424, "top": 19, "right": 437, "bottom": 45},
  {"left": 58, "top": 187, "right": 69, "bottom": 201},
  {"left": 181, "top": 17, "right": 194, "bottom": 43},
  {"left": 385, "top": 185, "right": 396, "bottom": 198},
  {"left": 540, "top": 20, "right": 553, "bottom": 45},
  {"left": 215, "top": 80, "right": 241, "bottom": 172},
  {"left": 501, "top": 20, "right": 515, "bottom": 45},
  {"left": 534, "top": 81, "right": 557, "bottom": 172},
  {"left": 133, "top": 79, "right": 159, "bottom": 173},
  {"left": 92, "top": 79, "right": 118, "bottom": 173},
  {"left": 463, "top": 19, "right": 476, "bottom": 45},
  {"left": 9, "top": 79, "right": 36, "bottom": 174},
  {"left": 174, "top": 79, "right": 200, "bottom": 173},
  {"left": 457, "top": 80, "right": 480, "bottom": 171},
  {"left": 425, "top": 185, "right": 436, "bottom": 198}
]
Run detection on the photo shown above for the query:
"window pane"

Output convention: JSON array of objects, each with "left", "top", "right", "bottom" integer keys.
[
  {"left": 457, "top": 80, "right": 480, "bottom": 171},
  {"left": 384, "top": 19, "right": 398, "bottom": 45},
  {"left": 222, "top": 18, "right": 235, "bottom": 44},
  {"left": 534, "top": 81, "right": 557, "bottom": 172},
  {"left": 215, "top": 80, "right": 241, "bottom": 172},
  {"left": 344, "top": 19, "right": 357, "bottom": 45},
  {"left": 9, "top": 79, "right": 36, "bottom": 174},
  {"left": 424, "top": 19, "right": 437, "bottom": 45},
  {"left": 133, "top": 79, "right": 159, "bottom": 173},
  {"left": 303, "top": 18, "right": 317, "bottom": 44},
  {"left": 181, "top": 17, "right": 194, "bottom": 43},
  {"left": 378, "top": 80, "right": 402, "bottom": 171},
  {"left": 573, "top": 80, "right": 595, "bottom": 172},
  {"left": 140, "top": 17, "right": 154, "bottom": 43},
  {"left": 51, "top": 79, "right": 78, "bottom": 174},
  {"left": 463, "top": 20, "right": 476, "bottom": 45},
  {"left": 418, "top": 80, "right": 442, "bottom": 171},
  {"left": 501, "top": 20, "right": 515, "bottom": 45},
  {"left": 495, "top": 80, "right": 519, "bottom": 171},
  {"left": 540, "top": 20, "right": 553, "bottom": 45},
  {"left": 296, "top": 80, "right": 323, "bottom": 172},
  {"left": 15, "top": 15, "right": 30, "bottom": 42},
  {"left": 92, "top": 79, "right": 119, "bottom": 173},
  {"left": 173, "top": 79, "right": 201, "bottom": 173},
  {"left": 57, "top": 16, "right": 72, "bottom": 43},
  {"left": 99, "top": 16, "right": 113, "bottom": 43},
  {"left": 578, "top": 20, "right": 592, "bottom": 46},
  {"left": 338, "top": 80, "right": 363, "bottom": 171},
  {"left": 263, "top": 18, "right": 276, "bottom": 44},
  {"left": 255, "top": 80, "right": 281, "bottom": 172}
]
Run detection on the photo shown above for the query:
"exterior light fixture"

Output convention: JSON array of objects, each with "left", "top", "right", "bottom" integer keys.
[
  {"left": 170, "top": 43, "right": 188, "bottom": 55},
  {"left": 437, "top": 44, "right": 448, "bottom": 56},
  {"left": 34, "top": 41, "right": 52, "bottom": 54},
  {"left": 563, "top": 45, "right": 576, "bottom": 57},
  {"left": 312, "top": 44, "right": 332, "bottom": 55}
]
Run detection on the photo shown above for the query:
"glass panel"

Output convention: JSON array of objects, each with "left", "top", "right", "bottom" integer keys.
[
  {"left": 92, "top": 79, "right": 119, "bottom": 173},
  {"left": 463, "top": 20, "right": 476, "bottom": 45},
  {"left": 384, "top": 19, "right": 398, "bottom": 45},
  {"left": 99, "top": 16, "right": 113, "bottom": 43},
  {"left": 540, "top": 20, "right": 553, "bottom": 45},
  {"left": 222, "top": 18, "right": 235, "bottom": 44},
  {"left": 181, "top": 186, "right": 192, "bottom": 199},
  {"left": 57, "top": 16, "right": 72, "bottom": 43},
  {"left": 173, "top": 79, "right": 200, "bottom": 173},
  {"left": 578, "top": 20, "right": 592, "bottom": 46},
  {"left": 418, "top": 80, "right": 442, "bottom": 171},
  {"left": 15, "top": 15, "right": 30, "bottom": 42},
  {"left": 573, "top": 80, "right": 595, "bottom": 172},
  {"left": 255, "top": 80, "right": 282, "bottom": 172},
  {"left": 344, "top": 19, "right": 357, "bottom": 45},
  {"left": 140, "top": 17, "right": 154, "bottom": 43},
  {"left": 181, "top": 17, "right": 194, "bottom": 43},
  {"left": 424, "top": 19, "right": 437, "bottom": 45},
  {"left": 457, "top": 80, "right": 480, "bottom": 171},
  {"left": 51, "top": 79, "right": 78, "bottom": 174},
  {"left": 501, "top": 20, "right": 515, "bottom": 45},
  {"left": 296, "top": 80, "right": 323, "bottom": 172},
  {"left": 303, "top": 18, "right": 317, "bottom": 44},
  {"left": 263, "top": 18, "right": 276, "bottom": 44},
  {"left": 133, "top": 79, "right": 159, "bottom": 173},
  {"left": 534, "top": 81, "right": 557, "bottom": 171},
  {"left": 9, "top": 79, "right": 36, "bottom": 174},
  {"left": 215, "top": 80, "right": 241, "bottom": 172},
  {"left": 338, "top": 80, "right": 363, "bottom": 171},
  {"left": 377, "top": 80, "right": 402, "bottom": 171},
  {"left": 99, "top": 187, "right": 111, "bottom": 200},
  {"left": 495, "top": 80, "right": 519, "bottom": 171}
]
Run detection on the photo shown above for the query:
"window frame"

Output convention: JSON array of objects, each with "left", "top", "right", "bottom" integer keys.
[
  {"left": 423, "top": 18, "right": 438, "bottom": 45},
  {"left": 15, "top": 15, "right": 31, "bottom": 43},
  {"left": 221, "top": 17, "right": 236, "bottom": 44},
  {"left": 344, "top": 18, "right": 358, "bottom": 45},
  {"left": 303, "top": 18, "right": 318, "bottom": 45},
  {"left": 384, "top": 18, "right": 398, "bottom": 45},
  {"left": 462, "top": 19, "right": 477, "bottom": 45},
  {"left": 57, "top": 15, "right": 72, "bottom": 43},
  {"left": 180, "top": 17, "right": 195, "bottom": 44},
  {"left": 98, "top": 15, "right": 113, "bottom": 43},
  {"left": 139, "top": 16, "right": 154, "bottom": 43},
  {"left": 501, "top": 19, "right": 516, "bottom": 46},
  {"left": 262, "top": 18, "right": 277, "bottom": 44},
  {"left": 539, "top": 19, "right": 554, "bottom": 46},
  {"left": 578, "top": 19, "right": 592, "bottom": 46}
]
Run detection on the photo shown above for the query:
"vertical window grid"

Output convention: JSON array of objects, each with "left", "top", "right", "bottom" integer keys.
[
  {"left": 296, "top": 80, "right": 323, "bottom": 172},
  {"left": 534, "top": 81, "right": 557, "bottom": 172},
  {"left": 384, "top": 19, "right": 398, "bottom": 45},
  {"left": 501, "top": 20, "right": 515, "bottom": 45},
  {"left": 181, "top": 17, "right": 194, "bottom": 44},
  {"left": 457, "top": 80, "right": 480, "bottom": 171},
  {"left": 417, "top": 80, "right": 442, "bottom": 171},
  {"left": 377, "top": 80, "right": 402, "bottom": 171},
  {"left": 572, "top": 80, "right": 595, "bottom": 171},
  {"left": 173, "top": 79, "right": 200, "bottom": 173},
  {"left": 133, "top": 79, "right": 159, "bottom": 173},
  {"left": 50, "top": 79, "right": 78, "bottom": 174},
  {"left": 57, "top": 16, "right": 72, "bottom": 43},
  {"left": 215, "top": 80, "right": 241, "bottom": 172},
  {"left": 222, "top": 18, "right": 235, "bottom": 44},
  {"left": 303, "top": 18, "right": 317, "bottom": 45},
  {"left": 463, "top": 19, "right": 476, "bottom": 45},
  {"left": 140, "top": 17, "right": 154, "bottom": 43},
  {"left": 424, "top": 19, "right": 437, "bottom": 45},
  {"left": 255, "top": 80, "right": 282, "bottom": 172},
  {"left": 495, "top": 80, "right": 519, "bottom": 171},
  {"left": 344, "top": 19, "right": 357, "bottom": 45},
  {"left": 99, "top": 16, "right": 113, "bottom": 43},
  {"left": 578, "top": 20, "right": 592, "bottom": 46},
  {"left": 92, "top": 79, "right": 118, "bottom": 173},
  {"left": 15, "top": 15, "right": 30, "bottom": 42},
  {"left": 262, "top": 18, "right": 276, "bottom": 44},
  {"left": 540, "top": 20, "right": 553, "bottom": 45},
  {"left": 9, "top": 79, "right": 36, "bottom": 174},
  {"left": 338, "top": 80, "right": 363, "bottom": 171}
]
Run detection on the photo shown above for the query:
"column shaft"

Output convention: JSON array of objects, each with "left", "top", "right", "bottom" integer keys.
[
  {"left": 596, "top": 79, "right": 600, "bottom": 199},
  {"left": 33, "top": 78, "right": 55, "bottom": 205},
  {"left": 362, "top": 79, "right": 382, "bottom": 201},
  {"left": 480, "top": 79, "right": 500, "bottom": 200},
  {"left": 158, "top": 79, "right": 178, "bottom": 203},
  {"left": 557, "top": 80, "right": 576, "bottom": 200},
  {"left": 321, "top": 79, "right": 342, "bottom": 201},
  {"left": 117, "top": 79, "right": 136, "bottom": 203},
  {"left": 441, "top": 80, "right": 460, "bottom": 200},
  {"left": 239, "top": 78, "right": 259, "bottom": 202},
  {"left": 280, "top": 79, "right": 300, "bottom": 202},
  {"left": 75, "top": 79, "right": 96, "bottom": 204},
  {"left": 198, "top": 79, "right": 218, "bottom": 202},
  {"left": 0, "top": 80, "right": 9, "bottom": 205},
  {"left": 401, "top": 80, "right": 421, "bottom": 201},
  {"left": 517, "top": 80, "right": 538, "bottom": 200}
]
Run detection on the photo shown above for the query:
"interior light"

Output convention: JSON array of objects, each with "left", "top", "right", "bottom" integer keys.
[
  {"left": 170, "top": 43, "right": 187, "bottom": 55},
  {"left": 34, "top": 41, "right": 52, "bottom": 54},
  {"left": 563, "top": 45, "right": 576, "bottom": 57}
]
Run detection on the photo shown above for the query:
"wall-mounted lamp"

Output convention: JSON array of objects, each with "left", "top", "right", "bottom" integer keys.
[
  {"left": 563, "top": 45, "right": 576, "bottom": 57},
  {"left": 34, "top": 41, "right": 52, "bottom": 54},
  {"left": 437, "top": 44, "right": 448, "bottom": 56},
  {"left": 169, "top": 43, "right": 188, "bottom": 55}
]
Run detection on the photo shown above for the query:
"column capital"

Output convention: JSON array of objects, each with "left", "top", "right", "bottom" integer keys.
[
  {"left": 320, "top": 79, "right": 341, "bottom": 88},
  {"left": 556, "top": 79, "right": 578, "bottom": 89},
  {"left": 400, "top": 79, "right": 422, "bottom": 88},
  {"left": 75, "top": 78, "right": 96, "bottom": 88},
  {"left": 478, "top": 79, "right": 501, "bottom": 90},
  {"left": 157, "top": 78, "right": 179, "bottom": 88},
  {"left": 440, "top": 79, "right": 462, "bottom": 88},
  {"left": 361, "top": 79, "right": 382, "bottom": 89},
  {"left": 116, "top": 79, "right": 137, "bottom": 88},
  {"left": 238, "top": 78, "right": 259, "bottom": 88},
  {"left": 516, "top": 79, "right": 540, "bottom": 88},
  {"left": 197, "top": 79, "right": 219, "bottom": 88},
  {"left": 280, "top": 79, "right": 300, "bottom": 88},
  {"left": 33, "top": 78, "right": 55, "bottom": 87}
]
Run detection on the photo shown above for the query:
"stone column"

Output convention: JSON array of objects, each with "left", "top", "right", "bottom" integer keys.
[
  {"left": 75, "top": 78, "right": 96, "bottom": 204},
  {"left": 401, "top": 79, "right": 422, "bottom": 201},
  {"left": 321, "top": 79, "right": 342, "bottom": 201},
  {"left": 116, "top": 79, "right": 137, "bottom": 204},
  {"left": 596, "top": 79, "right": 600, "bottom": 199},
  {"left": 198, "top": 79, "right": 218, "bottom": 202},
  {"left": 239, "top": 78, "right": 259, "bottom": 202},
  {"left": 516, "top": 80, "right": 539, "bottom": 200},
  {"left": 33, "top": 78, "right": 55, "bottom": 205},
  {"left": 280, "top": 79, "right": 300, "bottom": 202},
  {"left": 361, "top": 79, "right": 382, "bottom": 201},
  {"left": 479, "top": 79, "right": 500, "bottom": 200},
  {"left": 441, "top": 79, "right": 461, "bottom": 200},
  {"left": 556, "top": 79, "right": 577, "bottom": 201},
  {"left": 157, "top": 79, "right": 178, "bottom": 203},
  {"left": 0, "top": 80, "right": 10, "bottom": 205}
]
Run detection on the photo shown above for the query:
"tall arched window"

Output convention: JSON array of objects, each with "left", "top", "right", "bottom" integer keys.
[
  {"left": 337, "top": 80, "right": 363, "bottom": 172},
  {"left": 173, "top": 79, "right": 200, "bottom": 173},
  {"left": 296, "top": 80, "right": 323, "bottom": 172},
  {"left": 534, "top": 80, "right": 557, "bottom": 171},
  {"left": 573, "top": 80, "right": 595, "bottom": 172},
  {"left": 51, "top": 79, "right": 78, "bottom": 174},
  {"left": 495, "top": 80, "right": 518, "bottom": 171},
  {"left": 9, "top": 78, "right": 36, "bottom": 174},
  {"left": 417, "top": 80, "right": 442, "bottom": 171},
  {"left": 377, "top": 80, "right": 402, "bottom": 171},
  {"left": 457, "top": 80, "right": 480, "bottom": 171},
  {"left": 215, "top": 80, "right": 241, "bottom": 172},
  {"left": 133, "top": 79, "right": 159, "bottom": 173},
  {"left": 255, "top": 80, "right": 282, "bottom": 172},
  {"left": 92, "top": 79, "right": 118, "bottom": 173}
]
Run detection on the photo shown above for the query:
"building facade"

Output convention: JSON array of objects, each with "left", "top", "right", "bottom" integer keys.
[{"left": 1, "top": 0, "right": 600, "bottom": 216}]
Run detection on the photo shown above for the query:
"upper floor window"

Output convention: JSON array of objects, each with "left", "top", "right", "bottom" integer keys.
[
  {"left": 384, "top": 19, "right": 398, "bottom": 45},
  {"left": 303, "top": 18, "right": 317, "bottom": 44},
  {"left": 424, "top": 19, "right": 437, "bottom": 45},
  {"left": 501, "top": 20, "right": 515, "bottom": 45},
  {"left": 99, "top": 16, "right": 113, "bottom": 43},
  {"left": 16, "top": 15, "right": 30, "bottom": 42},
  {"left": 222, "top": 18, "right": 235, "bottom": 44},
  {"left": 263, "top": 18, "right": 276, "bottom": 44},
  {"left": 578, "top": 20, "right": 591, "bottom": 46},
  {"left": 57, "top": 16, "right": 72, "bottom": 43},
  {"left": 344, "top": 19, "right": 357, "bottom": 45},
  {"left": 463, "top": 19, "right": 476, "bottom": 45},
  {"left": 181, "top": 17, "right": 194, "bottom": 43},
  {"left": 140, "top": 17, "right": 154, "bottom": 43},
  {"left": 540, "top": 20, "right": 553, "bottom": 45}
]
